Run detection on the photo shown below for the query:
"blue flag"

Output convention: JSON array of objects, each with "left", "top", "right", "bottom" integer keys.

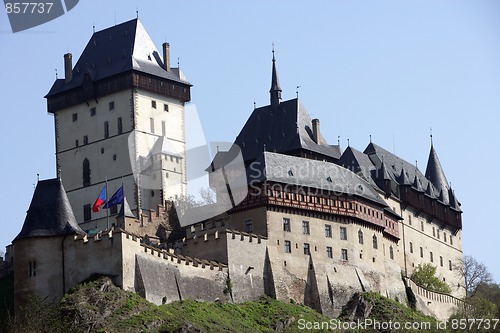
[{"left": 103, "top": 186, "right": 124, "bottom": 209}]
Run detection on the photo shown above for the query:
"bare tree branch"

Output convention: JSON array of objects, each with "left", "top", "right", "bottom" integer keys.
[{"left": 454, "top": 255, "right": 493, "bottom": 297}]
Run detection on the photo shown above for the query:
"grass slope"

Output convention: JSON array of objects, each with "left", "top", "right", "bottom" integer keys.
[{"left": 2, "top": 275, "right": 449, "bottom": 333}]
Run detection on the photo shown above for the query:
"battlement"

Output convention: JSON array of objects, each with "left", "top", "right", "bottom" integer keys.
[
  {"left": 180, "top": 228, "right": 267, "bottom": 246},
  {"left": 140, "top": 243, "right": 227, "bottom": 271}
]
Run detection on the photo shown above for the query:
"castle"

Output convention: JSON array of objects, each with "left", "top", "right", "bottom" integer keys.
[{"left": 8, "top": 19, "right": 465, "bottom": 321}]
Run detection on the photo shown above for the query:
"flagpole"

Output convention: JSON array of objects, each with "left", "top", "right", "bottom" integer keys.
[{"left": 106, "top": 176, "right": 109, "bottom": 230}]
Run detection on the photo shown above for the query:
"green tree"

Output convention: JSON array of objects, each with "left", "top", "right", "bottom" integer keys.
[{"left": 411, "top": 263, "right": 452, "bottom": 294}]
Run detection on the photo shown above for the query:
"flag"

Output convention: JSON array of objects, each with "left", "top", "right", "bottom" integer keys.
[
  {"left": 92, "top": 185, "right": 106, "bottom": 212},
  {"left": 103, "top": 186, "right": 124, "bottom": 209}
]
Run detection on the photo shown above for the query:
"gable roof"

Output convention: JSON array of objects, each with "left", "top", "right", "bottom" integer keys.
[
  {"left": 248, "top": 152, "right": 389, "bottom": 208},
  {"left": 46, "top": 19, "right": 189, "bottom": 98},
  {"left": 233, "top": 98, "right": 341, "bottom": 163},
  {"left": 14, "top": 178, "right": 85, "bottom": 241}
]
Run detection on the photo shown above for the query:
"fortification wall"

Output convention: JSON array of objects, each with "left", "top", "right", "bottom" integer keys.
[
  {"left": 134, "top": 244, "right": 229, "bottom": 305},
  {"left": 13, "top": 237, "right": 66, "bottom": 308},
  {"left": 225, "top": 230, "right": 269, "bottom": 302},
  {"left": 406, "top": 277, "right": 462, "bottom": 320}
]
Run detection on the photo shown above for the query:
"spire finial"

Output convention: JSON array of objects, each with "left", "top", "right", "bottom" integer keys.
[
  {"left": 270, "top": 44, "right": 282, "bottom": 109},
  {"left": 177, "top": 57, "right": 180, "bottom": 68},
  {"left": 55, "top": 68, "right": 58, "bottom": 79},
  {"left": 430, "top": 127, "right": 433, "bottom": 146},
  {"left": 337, "top": 136, "right": 340, "bottom": 147},
  {"left": 347, "top": 138, "right": 350, "bottom": 147},
  {"left": 415, "top": 160, "right": 418, "bottom": 169},
  {"left": 92, "top": 21, "right": 95, "bottom": 33},
  {"left": 253, "top": 99, "right": 256, "bottom": 110},
  {"left": 296, "top": 86, "right": 300, "bottom": 99},
  {"left": 369, "top": 134, "right": 372, "bottom": 143},
  {"left": 136, "top": 9, "right": 139, "bottom": 19}
]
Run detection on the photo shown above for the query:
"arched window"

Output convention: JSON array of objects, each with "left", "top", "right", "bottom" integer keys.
[
  {"left": 389, "top": 246, "right": 394, "bottom": 260},
  {"left": 83, "top": 158, "right": 91, "bottom": 186},
  {"left": 358, "top": 230, "right": 364, "bottom": 244},
  {"left": 372, "top": 235, "right": 378, "bottom": 249}
]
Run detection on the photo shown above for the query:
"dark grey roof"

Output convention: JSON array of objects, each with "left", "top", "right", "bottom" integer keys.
[
  {"left": 46, "top": 19, "right": 190, "bottom": 98},
  {"left": 14, "top": 178, "right": 84, "bottom": 241},
  {"left": 364, "top": 143, "right": 434, "bottom": 193},
  {"left": 337, "top": 146, "right": 377, "bottom": 187},
  {"left": 425, "top": 144, "right": 450, "bottom": 204},
  {"left": 233, "top": 98, "right": 341, "bottom": 163},
  {"left": 248, "top": 152, "right": 388, "bottom": 207}
]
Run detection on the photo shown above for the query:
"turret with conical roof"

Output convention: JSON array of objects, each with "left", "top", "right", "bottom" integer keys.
[
  {"left": 14, "top": 178, "right": 84, "bottom": 241},
  {"left": 425, "top": 142, "right": 450, "bottom": 205}
]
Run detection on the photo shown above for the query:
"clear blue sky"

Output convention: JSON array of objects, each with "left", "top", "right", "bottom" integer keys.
[{"left": 1, "top": 1, "right": 499, "bottom": 282}]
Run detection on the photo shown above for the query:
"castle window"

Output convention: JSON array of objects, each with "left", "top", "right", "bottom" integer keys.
[
  {"left": 302, "top": 221, "right": 310, "bottom": 235},
  {"left": 164, "top": 103, "right": 169, "bottom": 112},
  {"left": 150, "top": 118, "right": 155, "bottom": 134},
  {"left": 117, "top": 117, "right": 123, "bottom": 135},
  {"left": 245, "top": 219, "right": 253, "bottom": 233},
  {"left": 341, "top": 249, "right": 348, "bottom": 261},
  {"left": 284, "top": 240, "right": 291, "bottom": 253},
  {"left": 29, "top": 261, "right": 32, "bottom": 277},
  {"left": 437, "top": 230, "right": 440, "bottom": 240},
  {"left": 83, "top": 135, "right": 88, "bottom": 145},
  {"left": 433, "top": 227, "right": 436, "bottom": 237},
  {"left": 420, "top": 221, "right": 424, "bottom": 232},
  {"left": 326, "top": 246, "right": 333, "bottom": 258},
  {"left": 440, "top": 256, "right": 443, "bottom": 267},
  {"left": 104, "top": 121, "right": 109, "bottom": 138},
  {"left": 420, "top": 247, "right": 423, "bottom": 258},
  {"left": 409, "top": 242, "right": 413, "bottom": 253},
  {"left": 75, "top": 139, "right": 79, "bottom": 147},
  {"left": 358, "top": 230, "right": 364, "bottom": 244},
  {"left": 430, "top": 252, "right": 434, "bottom": 263},
  {"left": 450, "top": 236, "right": 453, "bottom": 245},
  {"left": 444, "top": 233, "right": 447, "bottom": 243},
  {"left": 303, "top": 243, "right": 310, "bottom": 255},
  {"left": 162, "top": 121, "right": 166, "bottom": 136},
  {"left": 72, "top": 113, "right": 78, "bottom": 122},
  {"left": 449, "top": 260, "right": 452, "bottom": 271},
  {"left": 408, "top": 215, "right": 412, "bottom": 225},
  {"left": 83, "top": 204, "right": 91, "bottom": 221},
  {"left": 109, "top": 101, "right": 115, "bottom": 110},
  {"left": 90, "top": 107, "right": 96, "bottom": 116},
  {"left": 389, "top": 246, "right": 394, "bottom": 260},
  {"left": 325, "top": 224, "right": 332, "bottom": 238},
  {"left": 340, "top": 227, "right": 347, "bottom": 240},
  {"left": 151, "top": 100, "right": 157, "bottom": 109},
  {"left": 283, "top": 218, "right": 291, "bottom": 232},
  {"left": 82, "top": 158, "right": 91, "bottom": 187},
  {"left": 372, "top": 235, "right": 378, "bottom": 249}
]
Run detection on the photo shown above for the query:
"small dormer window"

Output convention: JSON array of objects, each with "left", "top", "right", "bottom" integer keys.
[{"left": 288, "top": 169, "right": 294, "bottom": 176}]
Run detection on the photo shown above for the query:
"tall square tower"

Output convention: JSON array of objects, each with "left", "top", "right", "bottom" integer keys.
[{"left": 45, "top": 19, "right": 190, "bottom": 232}]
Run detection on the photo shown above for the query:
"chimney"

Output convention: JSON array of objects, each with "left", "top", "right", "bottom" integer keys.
[
  {"left": 162, "top": 42, "right": 170, "bottom": 72},
  {"left": 312, "top": 118, "right": 320, "bottom": 144},
  {"left": 64, "top": 53, "right": 72, "bottom": 83}
]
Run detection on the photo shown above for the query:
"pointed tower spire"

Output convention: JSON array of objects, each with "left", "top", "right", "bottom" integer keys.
[
  {"left": 270, "top": 44, "right": 282, "bottom": 109},
  {"left": 425, "top": 141, "right": 450, "bottom": 204}
]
